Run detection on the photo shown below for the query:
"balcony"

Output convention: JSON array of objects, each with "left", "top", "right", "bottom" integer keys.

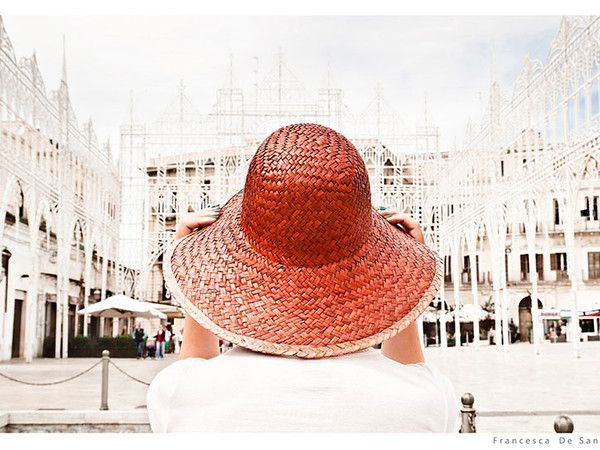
[{"left": 555, "top": 270, "right": 569, "bottom": 281}]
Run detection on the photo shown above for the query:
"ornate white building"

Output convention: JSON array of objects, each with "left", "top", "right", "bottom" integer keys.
[
  {"left": 439, "top": 16, "right": 600, "bottom": 357},
  {"left": 4, "top": 15, "right": 598, "bottom": 361},
  {"left": 0, "top": 17, "right": 128, "bottom": 361},
  {"left": 120, "top": 53, "right": 441, "bottom": 313},
  {"left": 126, "top": 17, "right": 600, "bottom": 359}
]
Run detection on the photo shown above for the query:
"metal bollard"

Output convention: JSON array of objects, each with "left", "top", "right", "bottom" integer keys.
[
  {"left": 460, "top": 392, "right": 476, "bottom": 433},
  {"left": 100, "top": 350, "right": 109, "bottom": 411},
  {"left": 554, "top": 415, "right": 574, "bottom": 433}
]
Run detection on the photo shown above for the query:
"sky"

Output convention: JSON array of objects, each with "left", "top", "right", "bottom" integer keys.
[{"left": 2, "top": 14, "right": 565, "bottom": 157}]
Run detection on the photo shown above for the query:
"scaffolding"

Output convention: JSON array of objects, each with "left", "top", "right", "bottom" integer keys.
[{"left": 120, "top": 51, "right": 441, "bottom": 305}]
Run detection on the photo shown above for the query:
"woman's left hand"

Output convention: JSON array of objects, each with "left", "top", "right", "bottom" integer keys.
[{"left": 376, "top": 207, "right": 425, "bottom": 244}]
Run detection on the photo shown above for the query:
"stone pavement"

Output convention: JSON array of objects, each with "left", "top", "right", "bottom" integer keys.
[
  {"left": 0, "top": 352, "right": 175, "bottom": 411},
  {"left": 425, "top": 340, "right": 600, "bottom": 433},
  {"left": 0, "top": 342, "right": 599, "bottom": 433}
]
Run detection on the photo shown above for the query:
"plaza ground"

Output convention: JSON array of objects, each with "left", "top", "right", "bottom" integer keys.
[{"left": 0, "top": 341, "right": 598, "bottom": 433}]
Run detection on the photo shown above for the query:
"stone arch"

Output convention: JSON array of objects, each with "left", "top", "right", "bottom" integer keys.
[{"left": 517, "top": 295, "right": 544, "bottom": 342}]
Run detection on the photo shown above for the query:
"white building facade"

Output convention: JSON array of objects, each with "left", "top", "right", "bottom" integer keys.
[
  {"left": 0, "top": 18, "right": 127, "bottom": 361},
  {"left": 439, "top": 16, "right": 600, "bottom": 356}
]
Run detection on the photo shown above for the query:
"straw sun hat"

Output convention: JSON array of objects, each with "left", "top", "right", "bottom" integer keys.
[{"left": 164, "top": 123, "right": 443, "bottom": 358}]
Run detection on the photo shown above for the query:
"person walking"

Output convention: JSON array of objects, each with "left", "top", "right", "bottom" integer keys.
[
  {"left": 154, "top": 325, "right": 165, "bottom": 359},
  {"left": 133, "top": 322, "right": 147, "bottom": 359},
  {"left": 177, "top": 328, "right": 183, "bottom": 354},
  {"left": 164, "top": 325, "right": 172, "bottom": 354},
  {"left": 147, "top": 124, "right": 458, "bottom": 432}
]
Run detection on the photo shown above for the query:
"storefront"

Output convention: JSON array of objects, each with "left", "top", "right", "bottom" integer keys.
[{"left": 538, "top": 308, "right": 600, "bottom": 341}]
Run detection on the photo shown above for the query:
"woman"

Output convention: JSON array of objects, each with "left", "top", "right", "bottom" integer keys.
[
  {"left": 154, "top": 325, "right": 165, "bottom": 359},
  {"left": 147, "top": 124, "right": 458, "bottom": 432}
]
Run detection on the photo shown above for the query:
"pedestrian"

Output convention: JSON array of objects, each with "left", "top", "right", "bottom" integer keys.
[
  {"left": 164, "top": 325, "right": 172, "bottom": 354},
  {"left": 177, "top": 328, "right": 183, "bottom": 354},
  {"left": 154, "top": 325, "right": 165, "bottom": 359},
  {"left": 488, "top": 327, "right": 496, "bottom": 345},
  {"left": 132, "top": 322, "right": 147, "bottom": 359},
  {"left": 147, "top": 124, "right": 458, "bottom": 432},
  {"left": 170, "top": 328, "right": 177, "bottom": 354}
]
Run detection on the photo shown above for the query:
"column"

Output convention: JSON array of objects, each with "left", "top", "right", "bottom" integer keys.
[
  {"left": 24, "top": 246, "right": 40, "bottom": 362},
  {"left": 0, "top": 185, "right": 8, "bottom": 359},
  {"left": 524, "top": 198, "right": 542, "bottom": 354},
  {"left": 439, "top": 281, "right": 448, "bottom": 348},
  {"left": 562, "top": 198, "right": 580, "bottom": 358},
  {"left": 466, "top": 233, "right": 480, "bottom": 347},
  {"left": 528, "top": 249, "right": 541, "bottom": 354},
  {"left": 100, "top": 252, "right": 108, "bottom": 337},
  {"left": 501, "top": 276, "right": 509, "bottom": 352},
  {"left": 1, "top": 274, "right": 15, "bottom": 361},
  {"left": 83, "top": 245, "right": 92, "bottom": 336},
  {"left": 452, "top": 241, "right": 461, "bottom": 347}
]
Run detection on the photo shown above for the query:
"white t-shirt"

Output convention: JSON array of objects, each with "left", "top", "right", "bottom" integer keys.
[{"left": 147, "top": 346, "right": 459, "bottom": 433}]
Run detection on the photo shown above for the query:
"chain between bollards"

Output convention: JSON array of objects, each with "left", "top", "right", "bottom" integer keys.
[{"left": 100, "top": 350, "right": 109, "bottom": 411}]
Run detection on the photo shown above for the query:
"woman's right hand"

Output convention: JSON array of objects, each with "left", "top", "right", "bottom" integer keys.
[{"left": 176, "top": 206, "right": 222, "bottom": 239}]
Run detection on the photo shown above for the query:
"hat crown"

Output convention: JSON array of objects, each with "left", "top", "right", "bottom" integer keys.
[{"left": 241, "top": 123, "right": 373, "bottom": 266}]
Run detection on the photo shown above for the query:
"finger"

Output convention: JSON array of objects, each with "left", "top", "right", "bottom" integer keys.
[
  {"left": 176, "top": 210, "right": 221, "bottom": 239},
  {"left": 376, "top": 207, "right": 400, "bottom": 216},
  {"left": 186, "top": 206, "right": 222, "bottom": 217},
  {"left": 383, "top": 213, "right": 425, "bottom": 244},
  {"left": 180, "top": 209, "right": 222, "bottom": 226}
]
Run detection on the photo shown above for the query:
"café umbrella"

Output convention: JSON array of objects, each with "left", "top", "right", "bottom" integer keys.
[
  {"left": 77, "top": 294, "right": 167, "bottom": 319},
  {"left": 443, "top": 304, "right": 491, "bottom": 323}
]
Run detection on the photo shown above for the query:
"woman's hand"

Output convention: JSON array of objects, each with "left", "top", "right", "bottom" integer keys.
[
  {"left": 176, "top": 206, "right": 222, "bottom": 360},
  {"left": 176, "top": 206, "right": 222, "bottom": 239},
  {"left": 376, "top": 207, "right": 425, "bottom": 244},
  {"left": 376, "top": 206, "right": 426, "bottom": 364}
]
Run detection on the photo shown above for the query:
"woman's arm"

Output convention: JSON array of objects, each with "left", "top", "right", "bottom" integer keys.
[
  {"left": 377, "top": 209, "right": 426, "bottom": 364},
  {"left": 175, "top": 208, "right": 222, "bottom": 360}
]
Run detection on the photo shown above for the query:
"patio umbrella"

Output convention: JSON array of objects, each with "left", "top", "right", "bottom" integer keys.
[
  {"left": 442, "top": 304, "right": 490, "bottom": 323},
  {"left": 457, "top": 304, "right": 490, "bottom": 322},
  {"left": 147, "top": 302, "right": 185, "bottom": 319},
  {"left": 421, "top": 306, "right": 441, "bottom": 323},
  {"left": 78, "top": 294, "right": 167, "bottom": 319}
]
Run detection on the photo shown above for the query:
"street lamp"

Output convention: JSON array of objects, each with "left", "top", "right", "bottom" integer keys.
[{"left": 2, "top": 248, "right": 12, "bottom": 313}]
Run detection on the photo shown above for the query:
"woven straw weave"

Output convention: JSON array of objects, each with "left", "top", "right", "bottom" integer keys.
[{"left": 164, "top": 123, "right": 443, "bottom": 358}]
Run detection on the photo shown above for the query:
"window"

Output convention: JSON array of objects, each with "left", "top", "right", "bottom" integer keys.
[
  {"left": 582, "top": 196, "right": 599, "bottom": 221},
  {"left": 444, "top": 256, "right": 452, "bottom": 283},
  {"left": 463, "top": 255, "right": 481, "bottom": 283},
  {"left": 588, "top": 252, "right": 600, "bottom": 280},
  {"left": 520, "top": 254, "right": 544, "bottom": 281},
  {"left": 551, "top": 252, "right": 568, "bottom": 280},
  {"left": 520, "top": 254, "right": 528, "bottom": 281},
  {"left": 553, "top": 198, "right": 561, "bottom": 225}
]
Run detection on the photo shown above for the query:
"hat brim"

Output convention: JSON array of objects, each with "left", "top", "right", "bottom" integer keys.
[{"left": 164, "top": 191, "right": 443, "bottom": 358}]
